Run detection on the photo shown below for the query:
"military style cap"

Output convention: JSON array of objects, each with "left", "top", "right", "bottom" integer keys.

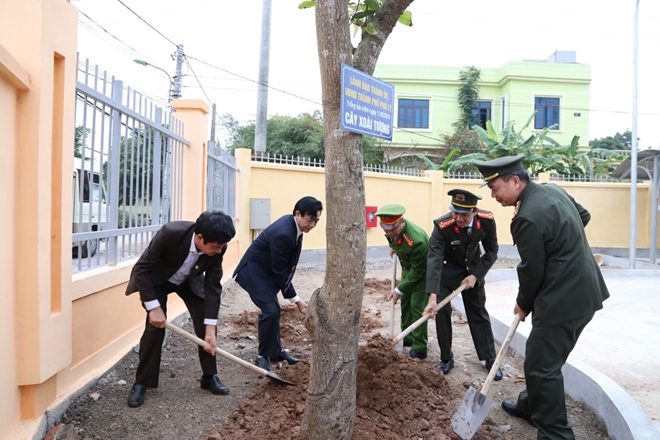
[
  {"left": 375, "top": 204, "right": 406, "bottom": 231},
  {"left": 447, "top": 189, "right": 482, "bottom": 213},
  {"left": 473, "top": 155, "right": 526, "bottom": 187}
]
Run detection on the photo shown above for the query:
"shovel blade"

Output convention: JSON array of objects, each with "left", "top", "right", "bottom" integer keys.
[{"left": 451, "top": 386, "right": 493, "bottom": 440}]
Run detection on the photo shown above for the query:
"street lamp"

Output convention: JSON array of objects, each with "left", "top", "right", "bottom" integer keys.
[{"left": 133, "top": 59, "right": 174, "bottom": 102}]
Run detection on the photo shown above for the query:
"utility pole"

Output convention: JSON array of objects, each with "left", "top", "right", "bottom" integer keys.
[
  {"left": 629, "top": 0, "right": 640, "bottom": 269},
  {"left": 172, "top": 44, "right": 184, "bottom": 100},
  {"left": 254, "top": 0, "right": 272, "bottom": 154}
]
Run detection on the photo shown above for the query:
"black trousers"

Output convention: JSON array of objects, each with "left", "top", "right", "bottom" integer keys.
[
  {"left": 435, "top": 281, "right": 496, "bottom": 362},
  {"left": 135, "top": 282, "right": 217, "bottom": 388},
  {"left": 249, "top": 295, "right": 282, "bottom": 359},
  {"left": 517, "top": 312, "right": 595, "bottom": 440}
]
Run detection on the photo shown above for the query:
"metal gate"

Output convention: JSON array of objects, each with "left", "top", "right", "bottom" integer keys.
[{"left": 206, "top": 141, "right": 237, "bottom": 219}]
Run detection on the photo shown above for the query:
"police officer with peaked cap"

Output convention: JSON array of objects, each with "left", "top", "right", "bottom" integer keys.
[
  {"left": 474, "top": 155, "right": 609, "bottom": 440},
  {"left": 375, "top": 204, "right": 430, "bottom": 360},
  {"left": 423, "top": 189, "right": 502, "bottom": 380}
]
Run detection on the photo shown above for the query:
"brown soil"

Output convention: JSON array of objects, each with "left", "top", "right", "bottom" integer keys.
[{"left": 56, "top": 258, "right": 610, "bottom": 440}]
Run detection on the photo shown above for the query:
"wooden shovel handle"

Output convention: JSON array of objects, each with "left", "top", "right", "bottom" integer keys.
[
  {"left": 480, "top": 314, "right": 522, "bottom": 398},
  {"left": 164, "top": 321, "right": 270, "bottom": 377},
  {"left": 391, "top": 283, "right": 467, "bottom": 346},
  {"left": 389, "top": 255, "right": 397, "bottom": 335}
]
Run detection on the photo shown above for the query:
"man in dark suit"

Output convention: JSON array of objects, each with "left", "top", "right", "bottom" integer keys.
[
  {"left": 423, "top": 189, "right": 502, "bottom": 380},
  {"left": 474, "top": 155, "right": 610, "bottom": 440},
  {"left": 125, "top": 211, "right": 236, "bottom": 408},
  {"left": 233, "top": 196, "right": 323, "bottom": 372}
]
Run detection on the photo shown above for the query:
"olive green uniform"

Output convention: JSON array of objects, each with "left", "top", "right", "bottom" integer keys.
[
  {"left": 426, "top": 210, "right": 498, "bottom": 362},
  {"left": 385, "top": 219, "right": 429, "bottom": 353},
  {"left": 511, "top": 181, "right": 610, "bottom": 440}
]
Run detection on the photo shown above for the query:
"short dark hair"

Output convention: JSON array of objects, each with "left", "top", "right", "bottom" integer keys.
[
  {"left": 194, "top": 211, "right": 236, "bottom": 244},
  {"left": 293, "top": 196, "right": 323, "bottom": 217},
  {"left": 501, "top": 169, "right": 530, "bottom": 184}
]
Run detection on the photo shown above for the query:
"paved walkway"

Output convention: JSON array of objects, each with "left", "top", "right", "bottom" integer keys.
[{"left": 480, "top": 256, "right": 660, "bottom": 438}]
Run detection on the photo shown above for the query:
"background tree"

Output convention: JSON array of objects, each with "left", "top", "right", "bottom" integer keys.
[
  {"left": 222, "top": 111, "right": 384, "bottom": 164},
  {"left": 103, "top": 126, "right": 164, "bottom": 206},
  {"left": 74, "top": 126, "right": 90, "bottom": 159},
  {"left": 452, "top": 66, "right": 481, "bottom": 131},
  {"left": 299, "top": 0, "right": 414, "bottom": 438},
  {"left": 590, "top": 130, "right": 632, "bottom": 151}
]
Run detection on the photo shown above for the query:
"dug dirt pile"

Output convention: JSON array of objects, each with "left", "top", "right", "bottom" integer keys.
[{"left": 218, "top": 330, "right": 498, "bottom": 440}]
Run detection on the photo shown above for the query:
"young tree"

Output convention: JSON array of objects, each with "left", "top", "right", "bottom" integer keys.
[
  {"left": 299, "top": 1, "right": 414, "bottom": 438},
  {"left": 452, "top": 66, "right": 481, "bottom": 131}
]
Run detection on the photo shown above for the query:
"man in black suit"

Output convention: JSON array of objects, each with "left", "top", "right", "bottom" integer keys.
[
  {"left": 233, "top": 196, "right": 323, "bottom": 372},
  {"left": 125, "top": 211, "right": 236, "bottom": 408}
]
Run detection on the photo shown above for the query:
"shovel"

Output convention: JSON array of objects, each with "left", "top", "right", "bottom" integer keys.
[
  {"left": 450, "top": 313, "right": 522, "bottom": 439},
  {"left": 164, "top": 321, "right": 295, "bottom": 386},
  {"left": 389, "top": 255, "right": 404, "bottom": 353},
  {"left": 392, "top": 283, "right": 466, "bottom": 346}
]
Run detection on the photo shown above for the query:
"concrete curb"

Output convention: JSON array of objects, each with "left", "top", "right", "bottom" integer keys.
[{"left": 451, "top": 288, "right": 660, "bottom": 440}]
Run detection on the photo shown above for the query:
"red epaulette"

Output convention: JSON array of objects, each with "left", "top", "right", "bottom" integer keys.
[
  {"left": 477, "top": 211, "right": 494, "bottom": 220},
  {"left": 438, "top": 218, "right": 456, "bottom": 229},
  {"left": 402, "top": 233, "right": 414, "bottom": 247},
  {"left": 512, "top": 201, "right": 521, "bottom": 220}
]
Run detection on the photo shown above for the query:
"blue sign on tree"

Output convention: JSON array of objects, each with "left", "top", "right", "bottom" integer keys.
[{"left": 340, "top": 63, "right": 394, "bottom": 141}]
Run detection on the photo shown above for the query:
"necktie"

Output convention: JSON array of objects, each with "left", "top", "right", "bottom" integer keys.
[{"left": 465, "top": 227, "right": 471, "bottom": 238}]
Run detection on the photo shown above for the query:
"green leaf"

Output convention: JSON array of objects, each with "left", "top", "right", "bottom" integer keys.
[
  {"left": 365, "top": 22, "right": 377, "bottom": 34},
  {"left": 415, "top": 154, "right": 440, "bottom": 170},
  {"left": 440, "top": 149, "right": 461, "bottom": 170},
  {"left": 298, "top": 0, "right": 316, "bottom": 9},
  {"left": 353, "top": 10, "right": 377, "bottom": 20},
  {"left": 397, "top": 10, "right": 413, "bottom": 26},
  {"left": 364, "top": 0, "right": 381, "bottom": 11}
]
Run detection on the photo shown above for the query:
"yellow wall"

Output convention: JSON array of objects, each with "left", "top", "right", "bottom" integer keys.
[
  {"left": 236, "top": 151, "right": 656, "bottom": 250},
  {"left": 0, "top": 45, "right": 25, "bottom": 439}
]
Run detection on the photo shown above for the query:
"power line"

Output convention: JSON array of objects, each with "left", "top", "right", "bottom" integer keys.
[
  {"left": 184, "top": 57, "right": 212, "bottom": 106},
  {"left": 185, "top": 55, "right": 321, "bottom": 107},
  {"left": 114, "top": 0, "right": 178, "bottom": 48}
]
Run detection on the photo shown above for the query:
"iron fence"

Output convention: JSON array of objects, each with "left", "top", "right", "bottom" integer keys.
[
  {"left": 252, "top": 152, "right": 424, "bottom": 177},
  {"left": 72, "top": 56, "right": 188, "bottom": 273}
]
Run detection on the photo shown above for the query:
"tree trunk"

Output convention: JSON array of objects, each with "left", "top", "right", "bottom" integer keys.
[{"left": 301, "top": 1, "right": 415, "bottom": 438}]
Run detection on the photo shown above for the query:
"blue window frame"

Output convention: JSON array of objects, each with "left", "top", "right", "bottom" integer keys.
[
  {"left": 471, "top": 101, "right": 491, "bottom": 129},
  {"left": 398, "top": 99, "right": 429, "bottom": 129},
  {"left": 534, "top": 97, "right": 560, "bottom": 129}
]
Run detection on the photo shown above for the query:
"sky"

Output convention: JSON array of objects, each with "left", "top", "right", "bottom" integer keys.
[{"left": 74, "top": 0, "right": 660, "bottom": 149}]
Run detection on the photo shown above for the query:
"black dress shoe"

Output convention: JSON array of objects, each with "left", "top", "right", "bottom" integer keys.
[
  {"left": 408, "top": 349, "right": 427, "bottom": 360},
  {"left": 200, "top": 375, "right": 230, "bottom": 395},
  {"left": 127, "top": 384, "right": 146, "bottom": 408},
  {"left": 255, "top": 356, "right": 272, "bottom": 371},
  {"left": 435, "top": 359, "right": 454, "bottom": 374},
  {"left": 485, "top": 358, "right": 504, "bottom": 381},
  {"left": 271, "top": 350, "right": 300, "bottom": 365},
  {"left": 501, "top": 400, "right": 535, "bottom": 426}
]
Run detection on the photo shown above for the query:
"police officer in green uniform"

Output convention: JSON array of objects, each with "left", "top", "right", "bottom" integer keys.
[
  {"left": 474, "top": 155, "right": 610, "bottom": 440},
  {"left": 375, "top": 204, "right": 429, "bottom": 359},
  {"left": 423, "top": 189, "right": 502, "bottom": 381}
]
